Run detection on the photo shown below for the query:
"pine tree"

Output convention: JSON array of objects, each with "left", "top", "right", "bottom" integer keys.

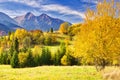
[
  {"left": 13, "top": 38, "right": 19, "bottom": 53},
  {"left": 41, "top": 48, "right": 51, "bottom": 65},
  {"left": 10, "top": 38, "right": 19, "bottom": 68},
  {"left": 50, "top": 27, "right": 53, "bottom": 33},
  {"left": 10, "top": 51, "right": 19, "bottom": 68}
]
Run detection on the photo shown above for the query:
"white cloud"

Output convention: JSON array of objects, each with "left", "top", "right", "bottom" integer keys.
[
  {"left": 82, "top": 0, "right": 98, "bottom": 4},
  {"left": 0, "top": 0, "right": 85, "bottom": 19},
  {"left": 42, "top": 4, "right": 85, "bottom": 19},
  {"left": 0, "top": 0, "right": 42, "bottom": 7}
]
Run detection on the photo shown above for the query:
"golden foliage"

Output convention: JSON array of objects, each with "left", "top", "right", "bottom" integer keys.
[
  {"left": 74, "top": 0, "right": 120, "bottom": 65},
  {"left": 59, "top": 22, "right": 70, "bottom": 34}
]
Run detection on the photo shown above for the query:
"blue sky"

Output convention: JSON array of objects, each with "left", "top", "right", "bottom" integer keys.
[{"left": 0, "top": 0, "right": 98, "bottom": 23}]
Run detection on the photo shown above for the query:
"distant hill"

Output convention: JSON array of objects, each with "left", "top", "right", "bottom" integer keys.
[
  {"left": 14, "top": 12, "right": 71, "bottom": 31},
  {"left": 0, "top": 12, "right": 22, "bottom": 35}
]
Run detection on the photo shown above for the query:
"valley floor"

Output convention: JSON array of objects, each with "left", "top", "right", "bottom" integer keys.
[{"left": 0, "top": 65, "right": 103, "bottom": 80}]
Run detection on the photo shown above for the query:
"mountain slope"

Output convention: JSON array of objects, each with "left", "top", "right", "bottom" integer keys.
[
  {"left": 14, "top": 12, "right": 70, "bottom": 31},
  {"left": 0, "top": 12, "right": 17, "bottom": 25},
  {"left": 0, "top": 12, "right": 22, "bottom": 35}
]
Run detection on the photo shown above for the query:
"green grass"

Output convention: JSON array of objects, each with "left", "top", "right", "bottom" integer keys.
[{"left": 0, "top": 65, "right": 103, "bottom": 80}]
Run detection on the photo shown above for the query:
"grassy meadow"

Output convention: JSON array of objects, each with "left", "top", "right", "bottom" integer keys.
[{"left": 0, "top": 65, "right": 104, "bottom": 80}]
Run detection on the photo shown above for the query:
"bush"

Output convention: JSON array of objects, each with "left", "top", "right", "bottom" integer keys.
[
  {"left": 44, "top": 36, "right": 52, "bottom": 45},
  {"left": 18, "top": 52, "right": 28, "bottom": 67},
  {"left": 61, "top": 55, "right": 70, "bottom": 66},
  {"left": 0, "top": 52, "right": 10, "bottom": 64}
]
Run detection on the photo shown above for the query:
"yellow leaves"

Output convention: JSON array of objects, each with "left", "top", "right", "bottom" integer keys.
[
  {"left": 85, "top": 8, "right": 95, "bottom": 22},
  {"left": 74, "top": 0, "right": 120, "bottom": 65},
  {"left": 61, "top": 55, "right": 70, "bottom": 66},
  {"left": 59, "top": 22, "right": 70, "bottom": 34},
  {"left": 32, "top": 45, "right": 42, "bottom": 56},
  {"left": 14, "top": 29, "right": 28, "bottom": 40},
  {"left": 96, "top": 0, "right": 116, "bottom": 17},
  {"left": 10, "top": 33, "right": 14, "bottom": 41},
  {"left": 18, "top": 52, "right": 28, "bottom": 64},
  {"left": 0, "top": 47, "right": 4, "bottom": 54}
]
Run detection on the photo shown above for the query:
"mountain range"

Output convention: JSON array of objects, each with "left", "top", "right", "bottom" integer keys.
[
  {"left": 14, "top": 12, "right": 67, "bottom": 31},
  {"left": 0, "top": 12, "right": 70, "bottom": 35}
]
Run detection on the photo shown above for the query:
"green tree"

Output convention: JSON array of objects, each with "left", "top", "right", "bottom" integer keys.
[
  {"left": 10, "top": 51, "right": 19, "bottom": 68},
  {"left": 26, "top": 49, "right": 35, "bottom": 67},
  {"left": 10, "top": 38, "right": 19, "bottom": 68},
  {"left": 53, "top": 42, "right": 66, "bottom": 65},
  {"left": 41, "top": 48, "right": 51, "bottom": 65},
  {"left": 13, "top": 38, "right": 19, "bottom": 53}
]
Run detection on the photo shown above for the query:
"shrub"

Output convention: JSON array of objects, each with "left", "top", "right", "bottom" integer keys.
[
  {"left": 0, "top": 52, "right": 10, "bottom": 64},
  {"left": 44, "top": 36, "right": 52, "bottom": 45},
  {"left": 61, "top": 55, "right": 70, "bottom": 66}
]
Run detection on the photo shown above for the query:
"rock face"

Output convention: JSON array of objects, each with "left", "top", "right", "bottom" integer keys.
[
  {"left": 0, "top": 12, "right": 22, "bottom": 35},
  {"left": 14, "top": 12, "right": 70, "bottom": 31}
]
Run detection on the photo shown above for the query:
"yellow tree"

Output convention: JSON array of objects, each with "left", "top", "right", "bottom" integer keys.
[
  {"left": 14, "top": 29, "right": 28, "bottom": 41},
  {"left": 74, "top": 0, "right": 120, "bottom": 71},
  {"left": 59, "top": 22, "right": 70, "bottom": 34},
  {"left": 14, "top": 29, "right": 28, "bottom": 46}
]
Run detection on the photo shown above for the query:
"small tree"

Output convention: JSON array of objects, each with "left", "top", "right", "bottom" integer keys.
[
  {"left": 50, "top": 27, "right": 53, "bottom": 33},
  {"left": 53, "top": 42, "right": 66, "bottom": 65}
]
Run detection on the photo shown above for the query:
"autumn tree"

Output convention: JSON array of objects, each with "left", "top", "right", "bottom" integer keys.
[
  {"left": 74, "top": 0, "right": 120, "bottom": 71},
  {"left": 22, "top": 36, "right": 31, "bottom": 48},
  {"left": 29, "top": 30, "right": 43, "bottom": 44},
  {"left": 59, "top": 22, "right": 70, "bottom": 34},
  {"left": 14, "top": 29, "right": 28, "bottom": 43}
]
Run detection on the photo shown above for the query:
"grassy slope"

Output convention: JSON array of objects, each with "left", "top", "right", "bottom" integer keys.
[{"left": 0, "top": 65, "right": 102, "bottom": 80}]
